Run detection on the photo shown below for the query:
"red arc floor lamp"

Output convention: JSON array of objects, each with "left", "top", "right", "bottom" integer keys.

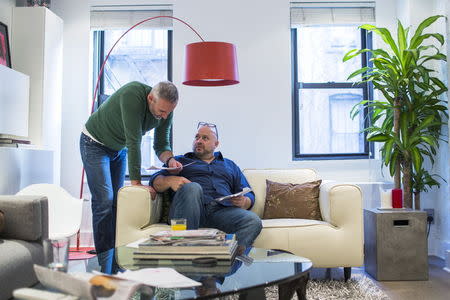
[{"left": 75, "top": 15, "right": 239, "bottom": 251}]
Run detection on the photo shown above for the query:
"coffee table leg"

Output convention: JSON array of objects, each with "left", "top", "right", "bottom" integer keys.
[
  {"left": 239, "top": 287, "right": 266, "bottom": 300},
  {"left": 278, "top": 273, "right": 309, "bottom": 300},
  {"left": 295, "top": 273, "right": 309, "bottom": 300}
]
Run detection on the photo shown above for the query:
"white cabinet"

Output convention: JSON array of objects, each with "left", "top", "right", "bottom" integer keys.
[
  {"left": 0, "top": 65, "right": 29, "bottom": 137},
  {"left": 11, "top": 7, "right": 63, "bottom": 184},
  {"left": 0, "top": 147, "right": 53, "bottom": 194}
]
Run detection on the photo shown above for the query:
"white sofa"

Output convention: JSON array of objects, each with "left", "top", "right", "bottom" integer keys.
[{"left": 116, "top": 168, "right": 363, "bottom": 279}]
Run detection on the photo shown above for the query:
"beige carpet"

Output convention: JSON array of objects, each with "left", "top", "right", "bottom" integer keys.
[
  {"left": 152, "top": 273, "right": 389, "bottom": 300},
  {"left": 265, "top": 274, "right": 390, "bottom": 300}
]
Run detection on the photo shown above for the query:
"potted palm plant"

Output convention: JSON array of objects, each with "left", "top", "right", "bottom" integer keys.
[{"left": 343, "top": 15, "right": 448, "bottom": 209}]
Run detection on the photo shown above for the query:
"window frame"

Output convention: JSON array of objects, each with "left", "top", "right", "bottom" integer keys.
[
  {"left": 291, "top": 27, "right": 374, "bottom": 160},
  {"left": 92, "top": 28, "right": 173, "bottom": 178}
]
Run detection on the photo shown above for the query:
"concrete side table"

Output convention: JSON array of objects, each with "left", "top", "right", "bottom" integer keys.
[{"left": 364, "top": 208, "right": 428, "bottom": 280}]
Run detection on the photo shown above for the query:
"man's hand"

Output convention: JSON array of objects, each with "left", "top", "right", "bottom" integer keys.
[
  {"left": 130, "top": 180, "right": 157, "bottom": 200},
  {"left": 168, "top": 176, "right": 191, "bottom": 191},
  {"left": 167, "top": 158, "right": 183, "bottom": 175},
  {"left": 230, "top": 196, "right": 251, "bottom": 210}
]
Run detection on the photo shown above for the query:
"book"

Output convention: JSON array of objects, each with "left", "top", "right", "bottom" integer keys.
[
  {"left": 150, "top": 228, "right": 220, "bottom": 240},
  {"left": 138, "top": 239, "right": 237, "bottom": 255},
  {"left": 0, "top": 143, "right": 35, "bottom": 148},
  {"left": 139, "top": 233, "right": 236, "bottom": 253},
  {"left": 0, "top": 133, "right": 29, "bottom": 140},
  {"left": 133, "top": 255, "right": 236, "bottom": 266},
  {"left": 134, "top": 240, "right": 237, "bottom": 257},
  {"left": 214, "top": 187, "right": 252, "bottom": 202},
  {"left": 133, "top": 241, "right": 238, "bottom": 263},
  {"left": 0, "top": 138, "right": 30, "bottom": 144},
  {"left": 133, "top": 253, "right": 234, "bottom": 260},
  {"left": 132, "top": 260, "right": 233, "bottom": 275},
  {"left": 0, "top": 143, "right": 18, "bottom": 148}
]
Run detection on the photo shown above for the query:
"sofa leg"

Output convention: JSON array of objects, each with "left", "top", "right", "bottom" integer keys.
[
  {"left": 344, "top": 267, "right": 351, "bottom": 281},
  {"left": 325, "top": 268, "right": 331, "bottom": 279}
]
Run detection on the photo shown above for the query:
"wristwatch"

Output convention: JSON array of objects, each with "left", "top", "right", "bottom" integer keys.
[{"left": 165, "top": 156, "right": 175, "bottom": 165}]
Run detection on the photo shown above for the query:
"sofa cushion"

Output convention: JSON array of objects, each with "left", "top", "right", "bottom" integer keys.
[
  {"left": 0, "top": 239, "right": 44, "bottom": 299},
  {"left": 262, "top": 218, "right": 330, "bottom": 228},
  {"left": 263, "top": 179, "right": 322, "bottom": 220},
  {"left": 243, "top": 169, "right": 319, "bottom": 217}
]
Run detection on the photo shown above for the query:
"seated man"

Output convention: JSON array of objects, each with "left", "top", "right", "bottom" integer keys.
[{"left": 149, "top": 122, "right": 262, "bottom": 251}]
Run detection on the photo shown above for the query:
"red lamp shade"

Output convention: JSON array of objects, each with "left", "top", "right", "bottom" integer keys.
[{"left": 183, "top": 41, "right": 239, "bottom": 86}]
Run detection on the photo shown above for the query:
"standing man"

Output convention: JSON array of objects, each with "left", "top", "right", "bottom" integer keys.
[
  {"left": 80, "top": 81, "right": 181, "bottom": 272},
  {"left": 150, "top": 123, "right": 262, "bottom": 253}
]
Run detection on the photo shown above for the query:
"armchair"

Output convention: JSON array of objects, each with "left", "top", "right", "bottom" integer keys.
[{"left": 0, "top": 195, "right": 48, "bottom": 299}]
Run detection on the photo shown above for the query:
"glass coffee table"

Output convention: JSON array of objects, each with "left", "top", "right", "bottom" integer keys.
[{"left": 93, "top": 246, "right": 313, "bottom": 300}]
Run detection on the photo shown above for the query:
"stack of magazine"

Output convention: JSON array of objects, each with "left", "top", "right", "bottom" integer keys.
[{"left": 133, "top": 229, "right": 238, "bottom": 265}]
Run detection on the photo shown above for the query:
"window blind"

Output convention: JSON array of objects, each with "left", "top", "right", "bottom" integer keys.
[
  {"left": 90, "top": 5, "right": 173, "bottom": 30},
  {"left": 291, "top": 2, "right": 375, "bottom": 25}
]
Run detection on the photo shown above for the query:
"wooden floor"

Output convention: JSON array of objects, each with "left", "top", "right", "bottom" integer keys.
[
  {"left": 374, "top": 256, "right": 450, "bottom": 300},
  {"left": 309, "top": 256, "right": 450, "bottom": 300}
]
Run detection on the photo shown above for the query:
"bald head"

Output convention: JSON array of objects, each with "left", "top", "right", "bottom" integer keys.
[{"left": 193, "top": 126, "right": 219, "bottom": 160}]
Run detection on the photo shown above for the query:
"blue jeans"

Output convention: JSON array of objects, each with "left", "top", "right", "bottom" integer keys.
[
  {"left": 79, "top": 133, "right": 127, "bottom": 273},
  {"left": 169, "top": 182, "right": 263, "bottom": 247}
]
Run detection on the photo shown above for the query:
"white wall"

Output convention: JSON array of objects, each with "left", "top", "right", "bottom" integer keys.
[
  {"left": 0, "top": 0, "right": 15, "bottom": 32},
  {"left": 427, "top": 0, "right": 450, "bottom": 260},
  {"left": 52, "top": 0, "right": 389, "bottom": 201},
  {"left": 51, "top": 0, "right": 90, "bottom": 198},
  {"left": 7, "top": 0, "right": 446, "bottom": 255},
  {"left": 386, "top": 0, "right": 450, "bottom": 259},
  {"left": 170, "top": 0, "right": 390, "bottom": 182}
]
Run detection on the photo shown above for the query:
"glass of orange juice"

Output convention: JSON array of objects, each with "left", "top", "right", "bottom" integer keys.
[{"left": 171, "top": 218, "right": 187, "bottom": 230}]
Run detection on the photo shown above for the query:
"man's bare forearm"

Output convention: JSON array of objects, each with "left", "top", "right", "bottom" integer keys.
[
  {"left": 153, "top": 175, "right": 191, "bottom": 192},
  {"left": 158, "top": 151, "right": 174, "bottom": 165},
  {"left": 153, "top": 175, "right": 172, "bottom": 192}
]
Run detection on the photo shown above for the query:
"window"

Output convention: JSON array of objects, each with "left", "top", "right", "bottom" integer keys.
[
  {"left": 91, "top": 8, "right": 172, "bottom": 177},
  {"left": 291, "top": 4, "right": 375, "bottom": 159}
]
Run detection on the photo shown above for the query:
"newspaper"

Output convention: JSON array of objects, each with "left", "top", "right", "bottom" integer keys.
[
  {"left": 146, "top": 161, "right": 195, "bottom": 171},
  {"left": 214, "top": 187, "right": 252, "bottom": 202},
  {"left": 33, "top": 265, "right": 153, "bottom": 300}
]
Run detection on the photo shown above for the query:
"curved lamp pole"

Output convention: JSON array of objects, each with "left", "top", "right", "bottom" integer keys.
[{"left": 76, "top": 15, "right": 239, "bottom": 250}]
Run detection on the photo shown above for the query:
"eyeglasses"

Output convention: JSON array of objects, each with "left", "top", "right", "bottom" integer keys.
[{"left": 197, "top": 122, "right": 219, "bottom": 139}]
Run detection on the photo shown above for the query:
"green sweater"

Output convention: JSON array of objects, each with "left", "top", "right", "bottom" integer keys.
[{"left": 85, "top": 81, "right": 173, "bottom": 180}]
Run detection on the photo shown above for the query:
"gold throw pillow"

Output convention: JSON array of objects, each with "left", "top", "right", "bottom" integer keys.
[{"left": 263, "top": 179, "right": 322, "bottom": 220}]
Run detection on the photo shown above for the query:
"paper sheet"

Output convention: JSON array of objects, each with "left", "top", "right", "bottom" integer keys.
[
  {"left": 214, "top": 187, "right": 252, "bottom": 202},
  {"left": 115, "top": 268, "right": 201, "bottom": 288},
  {"left": 146, "top": 161, "right": 195, "bottom": 171},
  {"left": 126, "top": 237, "right": 149, "bottom": 249}
]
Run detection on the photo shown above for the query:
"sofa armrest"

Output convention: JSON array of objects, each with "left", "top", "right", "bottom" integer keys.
[
  {"left": 319, "top": 182, "right": 363, "bottom": 228},
  {"left": 0, "top": 195, "right": 48, "bottom": 242},
  {"left": 116, "top": 186, "right": 162, "bottom": 247}
]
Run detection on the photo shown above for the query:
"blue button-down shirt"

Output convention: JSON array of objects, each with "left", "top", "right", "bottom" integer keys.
[{"left": 149, "top": 152, "right": 255, "bottom": 208}]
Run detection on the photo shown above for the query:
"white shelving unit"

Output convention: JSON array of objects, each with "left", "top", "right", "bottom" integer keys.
[
  {"left": 0, "top": 65, "right": 29, "bottom": 137},
  {"left": 11, "top": 7, "right": 63, "bottom": 185},
  {"left": 0, "top": 147, "right": 53, "bottom": 195}
]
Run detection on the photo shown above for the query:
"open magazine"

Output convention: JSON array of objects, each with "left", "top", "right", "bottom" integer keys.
[
  {"left": 214, "top": 187, "right": 252, "bottom": 202},
  {"left": 33, "top": 264, "right": 200, "bottom": 299},
  {"left": 146, "top": 161, "right": 195, "bottom": 171}
]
